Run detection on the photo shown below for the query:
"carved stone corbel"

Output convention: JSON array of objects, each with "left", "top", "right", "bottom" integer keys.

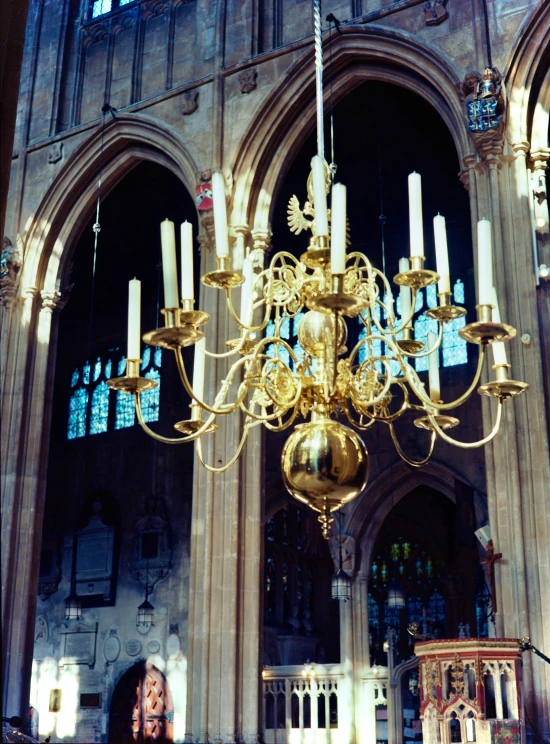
[{"left": 0, "top": 236, "right": 22, "bottom": 307}]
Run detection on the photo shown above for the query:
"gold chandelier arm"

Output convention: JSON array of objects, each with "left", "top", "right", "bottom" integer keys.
[
  {"left": 262, "top": 406, "right": 300, "bottom": 432},
  {"left": 342, "top": 400, "right": 380, "bottom": 430},
  {"left": 135, "top": 395, "right": 216, "bottom": 443},
  {"left": 224, "top": 290, "right": 273, "bottom": 335},
  {"left": 195, "top": 417, "right": 259, "bottom": 472},
  {"left": 202, "top": 333, "right": 252, "bottom": 359},
  {"left": 399, "top": 325, "right": 443, "bottom": 359},
  {"left": 174, "top": 347, "right": 249, "bottom": 415},
  {"left": 399, "top": 343, "right": 486, "bottom": 411},
  {"left": 389, "top": 423, "right": 436, "bottom": 467},
  {"left": 427, "top": 399, "right": 504, "bottom": 448},
  {"left": 369, "top": 287, "right": 419, "bottom": 338}
]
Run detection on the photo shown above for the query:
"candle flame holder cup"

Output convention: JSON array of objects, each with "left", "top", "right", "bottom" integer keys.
[
  {"left": 174, "top": 403, "right": 218, "bottom": 435},
  {"left": 426, "top": 292, "right": 467, "bottom": 322},
  {"left": 459, "top": 304, "right": 516, "bottom": 345},
  {"left": 300, "top": 235, "right": 331, "bottom": 269},
  {"left": 202, "top": 255, "right": 245, "bottom": 290},
  {"left": 397, "top": 327, "right": 425, "bottom": 354},
  {"left": 309, "top": 273, "right": 368, "bottom": 317},
  {"left": 143, "top": 308, "right": 204, "bottom": 350},
  {"left": 414, "top": 412, "right": 460, "bottom": 431},
  {"left": 394, "top": 255, "right": 439, "bottom": 290},
  {"left": 225, "top": 335, "right": 258, "bottom": 354},
  {"left": 179, "top": 298, "right": 211, "bottom": 328},
  {"left": 478, "top": 363, "right": 530, "bottom": 400},
  {"left": 106, "top": 359, "right": 159, "bottom": 394}
]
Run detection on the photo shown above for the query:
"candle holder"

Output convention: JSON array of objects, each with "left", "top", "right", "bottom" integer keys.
[
  {"left": 107, "top": 359, "right": 159, "bottom": 394},
  {"left": 426, "top": 292, "right": 467, "bottom": 322},
  {"left": 478, "top": 363, "right": 530, "bottom": 399},
  {"left": 202, "top": 255, "right": 245, "bottom": 290},
  {"left": 309, "top": 273, "right": 368, "bottom": 317},
  {"left": 225, "top": 335, "right": 259, "bottom": 354},
  {"left": 394, "top": 255, "right": 439, "bottom": 290},
  {"left": 397, "top": 326, "right": 425, "bottom": 354},
  {"left": 179, "top": 298, "right": 211, "bottom": 328},
  {"left": 459, "top": 304, "right": 516, "bottom": 345},
  {"left": 300, "top": 234, "right": 330, "bottom": 269},
  {"left": 414, "top": 408, "right": 460, "bottom": 431},
  {"left": 143, "top": 308, "right": 204, "bottom": 350}
]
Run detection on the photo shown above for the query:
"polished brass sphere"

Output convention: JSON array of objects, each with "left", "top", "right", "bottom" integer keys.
[
  {"left": 281, "top": 419, "right": 369, "bottom": 526},
  {"left": 297, "top": 310, "right": 347, "bottom": 358}
]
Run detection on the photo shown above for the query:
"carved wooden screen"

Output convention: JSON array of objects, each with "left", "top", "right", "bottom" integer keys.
[{"left": 109, "top": 662, "right": 174, "bottom": 743}]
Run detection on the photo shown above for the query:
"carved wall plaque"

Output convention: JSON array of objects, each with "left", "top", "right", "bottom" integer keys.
[
  {"left": 238, "top": 68, "right": 257, "bottom": 94},
  {"left": 181, "top": 89, "right": 199, "bottom": 115},
  {"left": 48, "top": 142, "right": 64, "bottom": 164},
  {"left": 126, "top": 639, "right": 142, "bottom": 656},
  {"left": 60, "top": 621, "right": 98, "bottom": 668},
  {"left": 103, "top": 631, "right": 121, "bottom": 663}
]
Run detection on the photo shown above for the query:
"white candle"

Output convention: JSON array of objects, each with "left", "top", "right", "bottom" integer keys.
[
  {"left": 160, "top": 219, "right": 179, "bottom": 308},
  {"left": 408, "top": 172, "right": 424, "bottom": 258},
  {"left": 490, "top": 287, "right": 508, "bottom": 366},
  {"left": 427, "top": 331, "right": 440, "bottom": 402},
  {"left": 127, "top": 278, "right": 141, "bottom": 361},
  {"left": 477, "top": 219, "right": 493, "bottom": 306},
  {"left": 399, "top": 257, "right": 412, "bottom": 325},
  {"left": 240, "top": 256, "right": 254, "bottom": 325},
  {"left": 192, "top": 337, "right": 206, "bottom": 403},
  {"left": 181, "top": 221, "right": 194, "bottom": 301},
  {"left": 330, "top": 183, "right": 347, "bottom": 275},
  {"left": 433, "top": 214, "right": 451, "bottom": 294},
  {"left": 311, "top": 155, "right": 329, "bottom": 237},
  {"left": 212, "top": 172, "right": 229, "bottom": 257}
]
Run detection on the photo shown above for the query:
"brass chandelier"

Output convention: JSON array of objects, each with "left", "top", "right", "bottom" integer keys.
[{"left": 108, "top": 0, "right": 528, "bottom": 538}]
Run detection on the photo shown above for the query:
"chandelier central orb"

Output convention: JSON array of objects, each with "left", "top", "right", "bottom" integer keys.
[
  {"left": 282, "top": 417, "right": 369, "bottom": 538},
  {"left": 107, "top": 0, "right": 529, "bottom": 538}
]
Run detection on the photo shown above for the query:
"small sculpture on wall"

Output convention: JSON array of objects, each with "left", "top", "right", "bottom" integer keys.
[
  {"left": 457, "top": 67, "right": 504, "bottom": 141},
  {"left": 181, "top": 89, "right": 199, "bottom": 116},
  {"left": 238, "top": 68, "right": 258, "bottom": 94},
  {"left": 423, "top": 0, "right": 448, "bottom": 25},
  {"left": 0, "top": 236, "right": 22, "bottom": 307},
  {"left": 48, "top": 142, "right": 64, "bottom": 164}
]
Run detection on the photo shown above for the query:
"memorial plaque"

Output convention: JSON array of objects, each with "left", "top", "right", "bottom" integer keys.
[
  {"left": 126, "top": 639, "right": 142, "bottom": 656},
  {"left": 104, "top": 634, "right": 121, "bottom": 663},
  {"left": 78, "top": 720, "right": 98, "bottom": 742},
  {"left": 60, "top": 622, "right": 98, "bottom": 667},
  {"left": 147, "top": 639, "right": 160, "bottom": 654},
  {"left": 166, "top": 633, "right": 180, "bottom": 659}
]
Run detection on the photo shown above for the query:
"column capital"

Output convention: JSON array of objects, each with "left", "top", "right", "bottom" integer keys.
[
  {"left": 511, "top": 141, "right": 530, "bottom": 155},
  {"left": 530, "top": 148, "right": 550, "bottom": 171},
  {"left": 40, "top": 289, "right": 64, "bottom": 313},
  {"left": 250, "top": 228, "right": 272, "bottom": 253}
]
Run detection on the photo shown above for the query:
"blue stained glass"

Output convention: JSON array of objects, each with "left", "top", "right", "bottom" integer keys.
[
  {"left": 71, "top": 369, "right": 79, "bottom": 387},
  {"left": 406, "top": 593, "right": 424, "bottom": 625},
  {"left": 414, "top": 310, "right": 438, "bottom": 372},
  {"left": 93, "top": 359, "right": 102, "bottom": 382},
  {"left": 453, "top": 278, "right": 465, "bottom": 304},
  {"left": 118, "top": 356, "right": 126, "bottom": 376},
  {"left": 141, "top": 368, "right": 160, "bottom": 423},
  {"left": 68, "top": 388, "right": 88, "bottom": 439},
  {"left": 384, "top": 600, "right": 401, "bottom": 632},
  {"left": 89, "top": 381, "right": 110, "bottom": 435},
  {"left": 115, "top": 390, "right": 135, "bottom": 430},
  {"left": 427, "top": 590, "right": 446, "bottom": 637},
  {"left": 154, "top": 347, "right": 162, "bottom": 367},
  {"left": 120, "top": 0, "right": 134, "bottom": 4},
  {"left": 92, "top": 0, "right": 112, "bottom": 17},
  {"left": 141, "top": 347, "right": 151, "bottom": 370},
  {"left": 82, "top": 363, "right": 90, "bottom": 385},
  {"left": 368, "top": 593, "right": 379, "bottom": 630}
]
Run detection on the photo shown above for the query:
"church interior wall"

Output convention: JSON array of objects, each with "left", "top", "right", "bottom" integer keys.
[{"left": 2, "top": 0, "right": 549, "bottom": 741}]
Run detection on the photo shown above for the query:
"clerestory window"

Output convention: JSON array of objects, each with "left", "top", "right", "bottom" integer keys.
[
  {"left": 89, "top": 0, "right": 136, "bottom": 20},
  {"left": 67, "top": 346, "right": 161, "bottom": 439}
]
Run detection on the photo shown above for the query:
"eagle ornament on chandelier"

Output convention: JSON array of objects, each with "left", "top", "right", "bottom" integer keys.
[{"left": 108, "top": 0, "right": 528, "bottom": 538}]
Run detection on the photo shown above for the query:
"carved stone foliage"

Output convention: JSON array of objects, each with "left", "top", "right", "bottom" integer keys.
[
  {"left": 423, "top": 0, "right": 448, "bottom": 25},
  {"left": 48, "top": 142, "right": 64, "bottom": 164},
  {"left": 0, "top": 236, "right": 22, "bottom": 307},
  {"left": 238, "top": 67, "right": 258, "bottom": 94},
  {"left": 129, "top": 496, "right": 173, "bottom": 590},
  {"left": 181, "top": 89, "right": 199, "bottom": 115}
]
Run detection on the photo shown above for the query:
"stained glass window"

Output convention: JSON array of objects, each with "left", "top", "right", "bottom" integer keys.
[
  {"left": 427, "top": 590, "right": 446, "bottom": 637},
  {"left": 67, "top": 347, "right": 161, "bottom": 439},
  {"left": 442, "top": 279, "right": 468, "bottom": 367},
  {"left": 92, "top": 0, "right": 112, "bottom": 17}
]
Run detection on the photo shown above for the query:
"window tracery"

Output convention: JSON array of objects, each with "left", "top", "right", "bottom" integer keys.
[{"left": 68, "top": 347, "right": 161, "bottom": 439}]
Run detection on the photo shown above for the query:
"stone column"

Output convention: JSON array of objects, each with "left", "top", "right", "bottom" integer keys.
[
  {"left": 476, "top": 137, "right": 550, "bottom": 738},
  {"left": 1, "top": 287, "right": 64, "bottom": 727},
  {"left": 184, "top": 218, "right": 262, "bottom": 743}
]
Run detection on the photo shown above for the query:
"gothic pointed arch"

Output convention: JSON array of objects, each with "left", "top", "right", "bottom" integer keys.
[
  {"left": 20, "top": 113, "right": 200, "bottom": 298},
  {"left": 230, "top": 26, "right": 472, "bottom": 233}
]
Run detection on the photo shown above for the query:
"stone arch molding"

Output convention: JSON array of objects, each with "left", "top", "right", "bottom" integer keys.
[
  {"left": 231, "top": 26, "right": 472, "bottom": 235},
  {"left": 505, "top": 1, "right": 550, "bottom": 149},
  {"left": 346, "top": 459, "right": 472, "bottom": 574},
  {"left": 21, "top": 113, "right": 201, "bottom": 297}
]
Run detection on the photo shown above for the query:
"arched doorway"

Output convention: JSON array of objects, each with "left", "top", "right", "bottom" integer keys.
[{"left": 109, "top": 662, "right": 174, "bottom": 743}]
